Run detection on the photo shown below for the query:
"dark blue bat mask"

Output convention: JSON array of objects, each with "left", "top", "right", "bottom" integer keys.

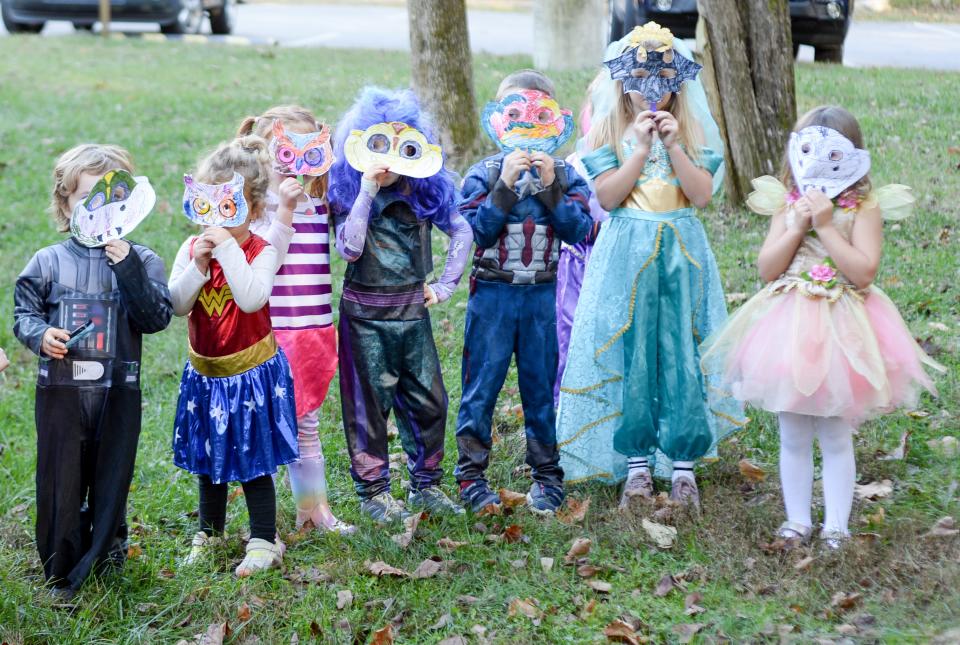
[{"left": 604, "top": 43, "right": 702, "bottom": 110}]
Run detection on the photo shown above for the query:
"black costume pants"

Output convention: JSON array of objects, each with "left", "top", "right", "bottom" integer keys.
[{"left": 35, "top": 385, "right": 141, "bottom": 590}]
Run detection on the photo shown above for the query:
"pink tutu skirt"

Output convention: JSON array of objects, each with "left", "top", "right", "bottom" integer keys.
[{"left": 700, "top": 285, "right": 944, "bottom": 423}]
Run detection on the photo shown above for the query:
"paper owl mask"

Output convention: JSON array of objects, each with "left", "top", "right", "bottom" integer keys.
[
  {"left": 344, "top": 121, "right": 444, "bottom": 178},
  {"left": 70, "top": 169, "right": 156, "bottom": 248},
  {"left": 269, "top": 120, "right": 335, "bottom": 177},
  {"left": 181, "top": 172, "right": 249, "bottom": 227},
  {"left": 788, "top": 126, "right": 871, "bottom": 199},
  {"left": 481, "top": 89, "right": 574, "bottom": 154},
  {"left": 604, "top": 22, "right": 701, "bottom": 110}
]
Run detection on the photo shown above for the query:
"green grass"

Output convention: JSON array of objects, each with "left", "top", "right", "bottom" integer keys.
[{"left": 0, "top": 36, "right": 958, "bottom": 644}]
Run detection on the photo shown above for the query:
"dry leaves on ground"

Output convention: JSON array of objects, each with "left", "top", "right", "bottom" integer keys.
[
  {"left": 336, "top": 590, "right": 353, "bottom": 610},
  {"left": 498, "top": 488, "right": 528, "bottom": 509},
  {"left": 641, "top": 518, "right": 677, "bottom": 549},
  {"left": 793, "top": 556, "right": 816, "bottom": 572},
  {"left": 924, "top": 516, "right": 959, "bottom": 538},
  {"left": 604, "top": 619, "right": 643, "bottom": 644},
  {"left": 738, "top": 459, "right": 768, "bottom": 483},
  {"left": 284, "top": 567, "right": 331, "bottom": 585},
  {"left": 430, "top": 613, "right": 453, "bottom": 630},
  {"left": 854, "top": 479, "right": 894, "bottom": 500},
  {"left": 507, "top": 597, "right": 544, "bottom": 624},
  {"left": 684, "top": 592, "right": 706, "bottom": 616},
  {"left": 410, "top": 557, "right": 447, "bottom": 579},
  {"left": 672, "top": 623, "right": 704, "bottom": 643},
  {"left": 369, "top": 625, "right": 394, "bottom": 645},
  {"left": 176, "top": 622, "right": 231, "bottom": 645},
  {"left": 236, "top": 602, "right": 251, "bottom": 622},
  {"left": 391, "top": 512, "right": 423, "bottom": 549},
  {"left": 654, "top": 574, "right": 678, "bottom": 597},
  {"left": 564, "top": 537, "right": 592, "bottom": 564},
  {"left": 437, "top": 537, "right": 468, "bottom": 551},
  {"left": 879, "top": 431, "right": 910, "bottom": 461},
  {"left": 587, "top": 580, "right": 612, "bottom": 593},
  {"left": 365, "top": 561, "right": 409, "bottom": 578},
  {"left": 557, "top": 497, "right": 591, "bottom": 525},
  {"left": 830, "top": 591, "right": 863, "bottom": 613}
]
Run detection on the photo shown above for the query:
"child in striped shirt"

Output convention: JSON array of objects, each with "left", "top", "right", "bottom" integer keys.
[{"left": 240, "top": 106, "right": 354, "bottom": 534}]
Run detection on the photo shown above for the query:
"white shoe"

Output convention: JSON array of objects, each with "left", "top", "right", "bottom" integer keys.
[
  {"left": 182, "top": 531, "right": 220, "bottom": 566},
  {"left": 235, "top": 537, "right": 284, "bottom": 577}
]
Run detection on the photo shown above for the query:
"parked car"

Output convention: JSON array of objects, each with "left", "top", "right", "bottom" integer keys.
[
  {"left": 1, "top": 0, "right": 237, "bottom": 35},
  {"left": 608, "top": 0, "right": 854, "bottom": 63}
]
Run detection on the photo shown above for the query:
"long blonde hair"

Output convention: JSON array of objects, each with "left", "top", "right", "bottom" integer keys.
[
  {"left": 236, "top": 105, "right": 329, "bottom": 199},
  {"left": 195, "top": 135, "right": 272, "bottom": 222},
  {"left": 50, "top": 144, "right": 134, "bottom": 232}
]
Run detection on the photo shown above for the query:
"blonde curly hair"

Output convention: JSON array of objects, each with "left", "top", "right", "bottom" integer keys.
[
  {"left": 50, "top": 144, "right": 134, "bottom": 232},
  {"left": 195, "top": 135, "right": 272, "bottom": 221}
]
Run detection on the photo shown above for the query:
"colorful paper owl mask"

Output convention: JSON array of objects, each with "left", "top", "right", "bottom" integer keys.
[
  {"left": 481, "top": 89, "right": 575, "bottom": 154},
  {"left": 269, "top": 120, "right": 335, "bottom": 177},
  {"left": 604, "top": 22, "right": 701, "bottom": 110},
  {"left": 181, "top": 172, "right": 249, "bottom": 227},
  {"left": 70, "top": 169, "right": 156, "bottom": 248},
  {"left": 344, "top": 122, "right": 444, "bottom": 178},
  {"left": 788, "top": 126, "right": 871, "bottom": 199}
]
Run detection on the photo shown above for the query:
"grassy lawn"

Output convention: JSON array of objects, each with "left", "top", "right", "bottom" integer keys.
[{"left": 0, "top": 36, "right": 958, "bottom": 644}]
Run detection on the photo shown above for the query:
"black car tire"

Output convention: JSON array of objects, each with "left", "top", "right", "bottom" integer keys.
[
  {"left": 73, "top": 22, "right": 94, "bottom": 31},
  {"left": 160, "top": 0, "right": 204, "bottom": 34},
  {"left": 209, "top": 0, "right": 236, "bottom": 35},
  {"left": 1, "top": 1, "right": 44, "bottom": 33},
  {"left": 814, "top": 44, "right": 843, "bottom": 64}
]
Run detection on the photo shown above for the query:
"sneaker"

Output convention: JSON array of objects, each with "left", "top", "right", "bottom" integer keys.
[
  {"left": 360, "top": 491, "right": 411, "bottom": 525},
  {"left": 235, "top": 537, "right": 284, "bottom": 577},
  {"left": 459, "top": 480, "right": 502, "bottom": 513},
  {"left": 619, "top": 469, "right": 654, "bottom": 509},
  {"left": 526, "top": 482, "right": 565, "bottom": 516},
  {"left": 408, "top": 487, "right": 466, "bottom": 516},
  {"left": 669, "top": 474, "right": 701, "bottom": 511},
  {"left": 182, "top": 531, "right": 221, "bottom": 566}
]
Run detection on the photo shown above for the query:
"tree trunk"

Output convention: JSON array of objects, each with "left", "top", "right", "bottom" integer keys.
[
  {"left": 533, "top": 0, "right": 606, "bottom": 71},
  {"left": 409, "top": 0, "right": 480, "bottom": 167},
  {"left": 696, "top": 0, "right": 796, "bottom": 204}
]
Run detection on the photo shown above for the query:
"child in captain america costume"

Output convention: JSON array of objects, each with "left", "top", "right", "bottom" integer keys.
[
  {"left": 329, "top": 87, "right": 473, "bottom": 524},
  {"left": 455, "top": 70, "right": 593, "bottom": 515}
]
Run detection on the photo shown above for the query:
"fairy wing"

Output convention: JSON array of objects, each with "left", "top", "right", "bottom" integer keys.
[
  {"left": 745, "top": 175, "right": 788, "bottom": 216},
  {"left": 873, "top": 184, "right": 915, "bottom": 221}
]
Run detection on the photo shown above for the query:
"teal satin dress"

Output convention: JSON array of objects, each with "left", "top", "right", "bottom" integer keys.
[{"left": 555, "top": 139, "right": 746, "bottom": 484}]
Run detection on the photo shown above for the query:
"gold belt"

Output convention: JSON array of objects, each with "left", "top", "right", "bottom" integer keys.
[{"left": 189, "top": 332, "right": 278, "bottom": 378}]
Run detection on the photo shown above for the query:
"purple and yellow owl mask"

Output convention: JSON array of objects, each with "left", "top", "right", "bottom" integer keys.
[
  {"left": 269, "top": 120, "right": 335, "bottom": 177},
  {"left": 70, "top": 169, "right": 156, "bottom": 248},
  {"left": 181, "top": 172, "right": 248, "bottom": 227},
  {"left": 482, "top": 89, "right": 574, "bottom": 154},
  {"left": 604, "top": 22, "right": 701, "bottom": 110}
]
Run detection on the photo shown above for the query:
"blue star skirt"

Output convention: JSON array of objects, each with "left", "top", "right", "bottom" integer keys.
[{"left": 173, "top": 350, "right": 299, "bottom": 484}]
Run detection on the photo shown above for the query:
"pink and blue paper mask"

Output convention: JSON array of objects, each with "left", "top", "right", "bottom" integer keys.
[
  {"left": 70, "top": 169, "right": 156, "bottom": 247},
  {"left": 604, "top": 36, "right": 702, "bottom": 110},
  {"left": 182, "top": 172, "right": 248, "bottom": 227},
  {"left": 481, "top": 89, "right": 574, "bottom": 154},
  {"left": 269, "top": 120, "right": 335, "bottom": 177}
]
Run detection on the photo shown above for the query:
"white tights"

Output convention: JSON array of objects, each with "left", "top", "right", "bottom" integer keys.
[{"left": 778, "top": 412, "right": 856, "bottom": 535}]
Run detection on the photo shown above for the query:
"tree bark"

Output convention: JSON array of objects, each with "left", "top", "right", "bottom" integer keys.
[
  {"left": 533, "top": 0, "right": 606, "bottom": 71},
  {"left": 409, "top": 0, "right": 480, "bottom": 166},
  {"left": 696, "top": 0, "right": 796, "bottom": 204}
]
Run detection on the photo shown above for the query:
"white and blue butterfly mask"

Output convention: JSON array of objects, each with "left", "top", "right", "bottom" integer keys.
[{"left": 181, "top": 172, "right": 248, "bottom": 227}]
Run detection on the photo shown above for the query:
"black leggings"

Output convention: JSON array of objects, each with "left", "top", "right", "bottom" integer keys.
[{"left": 198, "top": 474, "right": 276, "bottom": 542}]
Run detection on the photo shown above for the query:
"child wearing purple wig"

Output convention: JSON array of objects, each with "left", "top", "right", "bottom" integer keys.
[{"left": 328, "top": 87, "right": 473, "bottom": 524}]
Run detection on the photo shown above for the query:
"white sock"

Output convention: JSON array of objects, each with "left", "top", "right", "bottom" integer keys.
[
  {"left": 816, "top": 416, "right": 856, "bottom": 535},
  {"left": 778, "top": 412, "right": 815, "bottom": 529},
  {"left": 627, "top": 456, "right": 649, "bottom": 479},
  {"left": 671, "top": 461, "right": 695, "bottom": 483}
]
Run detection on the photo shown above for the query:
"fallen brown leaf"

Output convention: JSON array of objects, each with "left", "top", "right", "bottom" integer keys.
[
  {"left": 199, "top": 622, "right": 228, "bottom": 645},
  {"left": 738, "top": 459, "right": 768, "bottom": 483},
  {"left": 854, "top": 480, "right": 893, "bottom": 501},
  {"left": 577, "top": 564, "right": 601, "bottom": 578},
  {"left": 654, "top": 574, "right": 676, "bottom": 597},
  {"left": 510, "top": 558, "right": 527, "bottom": 569},
  {"left": 641, "top": 518, "right": 677, "bottom": 549},
  {"left": 564, "top": 537, "right": 592, "bottom": 564},
  {"left": 227, "top": 487, "right": 244, "bottom": 503},
  {"left": 365, "top": 561, "right": 409, "bottom": 578},
  {"left": 369, "top": 625, "right": 394, "bottom": 645},
  {"left": 830, "top": 591, "right": 863, "bottom": 612},
  {"left": 672, "top": 623, "right": 703, "bottom": 643},
  {"left": 237, "top": 602, "right": 251, "bottom": 622},
  {"left": 498, "top": 489, "right": 528, "bottom": 509},
  {"left": 336, "top": 590, "right": 353, "bottom": 610},
  {"left": 604, "top": 619, "right": 641, "bottom": 644},
  {"left": 579, "top": 598, "right": 597, "bottom": 620},
  {"left": 924, "top": 516, "right": 959, "bottom": 538},
  {"left": 502, "top": 524, "right": 524, "bottom": 544},
  {"left": 410, "top": 557, "right": 445, "bottom": 579},
  {"left": 285, "top": 567, "right": 331, "bottom": 585},
  {"left": 477, "top": 503, "right": 502, "bottom": 517},
  {"left": 793, "top": 556, "right": 816, "bottom": 572},
  {"left": 557, "top": 497, "right": 591, "bottom": 525},
  {"left": 437, "top": 537, "right": 468, "bottom": 551},
  {"left": 879, "top": 431, "right": 910, "bottom": 461},
  {"left": 457, "top": 595, "right": 480, "bottom": 605},
  {"left": 127, "top": 544, "right": 143, "bottom": 559},
  {"left": 430, "top": 613, "right": 453, "bottom": 630},
  {"left": 391, "top": 512, "right": 423, "bottom": 549},
  {"left": 684, "top": 592, "right": 706, "bottom": 616},
  {"left": 507, "top": 597, "right": 544, "bottom": 622},
  {"left": 587, "top": 580, "right": 612, "bottom": 593}
]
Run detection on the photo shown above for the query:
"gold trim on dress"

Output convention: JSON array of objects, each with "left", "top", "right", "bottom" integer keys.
[
  {"left": 189, "top": 332, "right": 278, "bottom": 378},
  {"left": 623, "top": 178, "right": 690, "bottom": 213},
  {"left": 558, "top": 412, "right": 623, "bottom": 448},
  {"left": 560, "top": 375, "right": 623, "bottom": 395},
  {"left": 566, "top": 471, "right": 615, "bottom": 485},
  {"left": 711, "top": 409, "right": 750, "bottom": 427}
]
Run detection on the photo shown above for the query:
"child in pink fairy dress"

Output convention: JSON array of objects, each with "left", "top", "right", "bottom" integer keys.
[{"left": 700, "top": 106, "right": 945, "bottom": 549}]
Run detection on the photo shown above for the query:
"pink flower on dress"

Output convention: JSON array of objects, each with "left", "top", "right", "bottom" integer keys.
[
  {"left": 786, "top": 188, "right": 801, "bottom": 204},
  {"left": 836, "top": 191, "right": 859, "bottom": 211},
  {"left": 809, "top": 263, "right": 837, "bottom": 283}
]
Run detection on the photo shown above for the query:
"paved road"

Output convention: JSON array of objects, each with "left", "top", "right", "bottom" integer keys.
[{"left": 4, "top": 3, "right": 960, "bottom": 70}]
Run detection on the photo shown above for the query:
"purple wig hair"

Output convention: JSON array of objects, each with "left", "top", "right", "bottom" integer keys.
[{"left": 329, "top": 87, "right": 457, "bottom": 229}]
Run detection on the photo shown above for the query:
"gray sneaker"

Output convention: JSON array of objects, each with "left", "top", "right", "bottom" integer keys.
[
  {"left": 669, "top": 474, "right": 701, "bottom": 511},
  {"left": 619, "top": 469, "right": 654, "bottom": 509},
  {"left": 408, "top": 487, "right": 466, "bottom": 516},
  {"left": 360, "top": 492, "right": 411, "bottom": 525}
]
